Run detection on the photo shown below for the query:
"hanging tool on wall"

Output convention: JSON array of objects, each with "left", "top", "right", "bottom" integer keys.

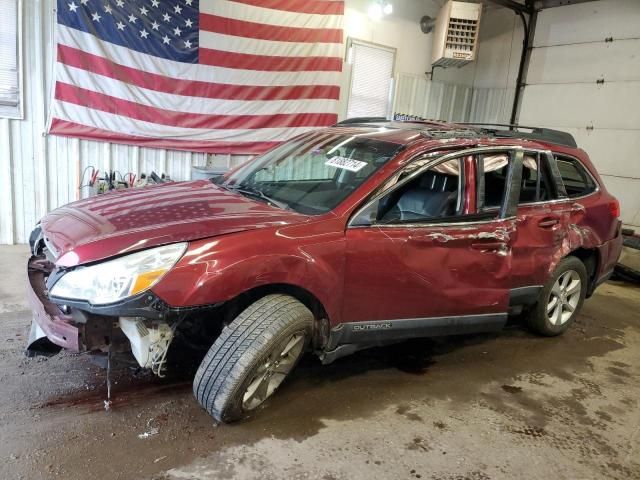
[{"left": 80, "top": 166, "right": 172, "bottom": 196}]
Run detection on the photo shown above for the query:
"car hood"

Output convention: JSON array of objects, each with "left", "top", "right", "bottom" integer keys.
[{"left": 40, "top": 180, "right": 309, "bottom": 266}]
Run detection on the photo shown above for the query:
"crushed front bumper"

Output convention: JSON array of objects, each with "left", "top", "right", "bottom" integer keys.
[
  {"left": 26, "top": 255, "right": 199, "bottom": 358},
  {"left": 26, "top": 256, "right": 81, "bottom": 352}
]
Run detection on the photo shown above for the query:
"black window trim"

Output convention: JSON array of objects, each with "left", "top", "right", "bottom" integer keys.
[
  {"left": 516, "top": 150, "right": 566, "bottom": 206},
  {"left": 476, "top": 149, "right": 524, "bottom": 215}
]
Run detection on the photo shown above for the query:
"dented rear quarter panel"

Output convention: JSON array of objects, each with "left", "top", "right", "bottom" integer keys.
[
  {"left": 550, "top": 148, "right": 621, "bottom": 279},
  {"left": 512, "top": 144, "right": 621, "bottom": 286}
]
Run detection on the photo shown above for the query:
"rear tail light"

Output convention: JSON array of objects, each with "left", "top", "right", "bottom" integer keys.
[{"left": 608, "top": 198, "right": 620, "bottom": 218}]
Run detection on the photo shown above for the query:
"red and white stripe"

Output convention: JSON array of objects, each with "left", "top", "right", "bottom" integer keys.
[{"left": 49, "top": 0, "right": 344, "bottom": 154}]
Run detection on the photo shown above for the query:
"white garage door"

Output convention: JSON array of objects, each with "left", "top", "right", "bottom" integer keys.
[{"left": 518, "top": 0, "right": 640, "bottom": 227}]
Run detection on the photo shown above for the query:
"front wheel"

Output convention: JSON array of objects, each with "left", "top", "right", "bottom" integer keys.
[
  {"left": 193, "top": 294, "right": 313, "bottom": 422},
  {"left": 527, "top": 256, "right": 588, "bottom": 336}
]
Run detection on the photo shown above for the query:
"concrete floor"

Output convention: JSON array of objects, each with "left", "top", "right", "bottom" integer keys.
[{"left": 1, "top": 244, "right": 639, "bottom": 480}]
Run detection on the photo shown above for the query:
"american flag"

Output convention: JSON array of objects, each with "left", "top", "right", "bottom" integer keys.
[{"left": 48, "top": 0, "right": 344, "bottom": 154}]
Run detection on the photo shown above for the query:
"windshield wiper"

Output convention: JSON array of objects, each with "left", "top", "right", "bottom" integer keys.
[{"left": 228, "top": 184, "right": 290, "bottom": 211}]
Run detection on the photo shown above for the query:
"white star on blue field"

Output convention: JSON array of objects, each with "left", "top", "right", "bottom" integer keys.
[{"left": 59, "top": 0, "right": 199, "bottom": 63}]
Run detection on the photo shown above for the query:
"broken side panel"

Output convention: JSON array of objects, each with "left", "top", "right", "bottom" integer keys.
[{"left": 342, "top": 218, "right": 516, "bottom": 323}]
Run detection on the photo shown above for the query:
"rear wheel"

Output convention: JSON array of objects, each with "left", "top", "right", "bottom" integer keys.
[
  {"left": 193, "top": 294, "right": 313, "bottom": 422},
  {"left": 527, "top": 256, "right": 587, "bottom": 336}
]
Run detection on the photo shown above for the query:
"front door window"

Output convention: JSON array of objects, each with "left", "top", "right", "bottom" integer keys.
[{"left": 376, "top": 158, "right": 464, "bottom": 224}]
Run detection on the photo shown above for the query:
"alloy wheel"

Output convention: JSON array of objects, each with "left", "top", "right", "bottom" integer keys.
[
  {"left": 242, "top": 331, "right": 306, "bottom": 411},
  {"left": 546, "top": 270, "right": 581, "bottom": 325}
]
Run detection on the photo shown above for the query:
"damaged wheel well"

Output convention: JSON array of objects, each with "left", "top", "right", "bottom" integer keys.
[
  {"left": 201, "top": 284, "right": 330, "bottom": 350},
  {"left": 569, "top": 247, "right": 599, "bottom": 295}
]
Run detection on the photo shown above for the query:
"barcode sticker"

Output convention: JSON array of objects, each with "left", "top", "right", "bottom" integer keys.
[{"left": 325, "top": 156, "right": 368, "bottom": 172}]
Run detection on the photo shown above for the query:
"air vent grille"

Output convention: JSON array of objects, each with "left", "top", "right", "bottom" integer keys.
[
  {"left": 431, "top": 1, "right": 482, "bottom": 68},
  {"left": 445, "top": 18, "right": 478, "bottom": 52}
]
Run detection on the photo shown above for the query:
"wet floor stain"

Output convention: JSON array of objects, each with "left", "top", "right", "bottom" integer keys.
[
  {"left": 35, "top": 379, "right": 192, "bottom": 413},
  {"left": 509, "top": 425, "right": 547, "bottom": 438},
  {"left": 433, "top": 420, "right": 447, "bottom": 430},
  {"left": 501, "top": 384, "right": 523, "bottom": 394},
  {"left": 607, "top": 366, "right": 631, "bottom": 378},
  {"left": 407, "top": 436, "right": 431, "bottom": 452},
  {"left": 396, "top": 404, "right": 424, "bottom": 422},
  {"left": 432, "top": 471, "right": 491, "bottom": 480}
]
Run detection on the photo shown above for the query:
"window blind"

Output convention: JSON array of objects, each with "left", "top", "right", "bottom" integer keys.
[{"left": 346, "top": 41, "right": 395, "bottom": 119}]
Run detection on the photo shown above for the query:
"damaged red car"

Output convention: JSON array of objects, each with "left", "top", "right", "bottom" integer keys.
[{"left": 26, "top": 120, "right": 623, "bottom": 422}]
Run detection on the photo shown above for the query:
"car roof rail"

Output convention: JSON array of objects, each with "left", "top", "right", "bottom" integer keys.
[
  {"left": 333, "top": 119, "right": 577, "bottom": 148},
  {"left": 334, "top": 117, "right": 389, "bottom": 126},
  {"left": 456, "top": 123, "right": 577, "bottom": 148}
]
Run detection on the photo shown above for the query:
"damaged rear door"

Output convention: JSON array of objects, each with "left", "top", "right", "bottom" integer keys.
[{"left": 340, "top": 147, "right": 523, "bottom": 338}]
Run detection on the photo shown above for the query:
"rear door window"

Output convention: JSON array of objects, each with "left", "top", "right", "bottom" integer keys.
[
  {"left": 555, "top": 157, "right": 597, "bottom": 198},
  {"left": 477, "top": 154, "right": 509, "bottom": 212},
  {"left": 519, "top": 153, "right": 557, "bottom": 203}
]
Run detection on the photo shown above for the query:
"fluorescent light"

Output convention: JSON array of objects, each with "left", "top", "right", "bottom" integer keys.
[{"left": 383, "top": 2, "right": 393, "bottom": 15}]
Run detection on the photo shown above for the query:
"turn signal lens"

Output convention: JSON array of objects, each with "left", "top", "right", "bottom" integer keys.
[
  {"left": 609, "top": 199, "right": 620, "bottom": 218},
  {"left": 131, "top": 269, "right": 169, "bottom": 296}
]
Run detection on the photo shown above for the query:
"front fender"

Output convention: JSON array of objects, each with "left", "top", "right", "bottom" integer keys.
[{"left": 153, "top": 228, "right": 346, "bottom": 324}]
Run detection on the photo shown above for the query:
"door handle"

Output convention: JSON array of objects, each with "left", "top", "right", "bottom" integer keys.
[
  {"left": 538, "top": 217, "right": 560, "bottom": 229},
  {"left": 470, "top": 240, "right": 506, "bottom": 251}
]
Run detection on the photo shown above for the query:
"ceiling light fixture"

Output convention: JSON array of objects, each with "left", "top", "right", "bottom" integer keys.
[{"left": 368, "top": 1, "right": 392, "bottom": 21}]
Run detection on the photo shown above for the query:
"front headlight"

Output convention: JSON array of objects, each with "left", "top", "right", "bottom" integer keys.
[{"left": 50, "top": 243, "right": 187, "bottom": 305}]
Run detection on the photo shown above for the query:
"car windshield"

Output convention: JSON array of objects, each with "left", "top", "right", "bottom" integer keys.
[{"left": 223, "top": 132, "right": 403, "bottom": 215}]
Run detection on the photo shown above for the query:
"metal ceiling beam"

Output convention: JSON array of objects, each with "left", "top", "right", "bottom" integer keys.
[
  {"left": 534, "top": 0, "right": 597, "bottom": 9},
  {"left": 484, "top": 0, "right": 533, "bottom": 14},
  {"left": 510, "top": 9, "right": 537, "bottom": 125}
]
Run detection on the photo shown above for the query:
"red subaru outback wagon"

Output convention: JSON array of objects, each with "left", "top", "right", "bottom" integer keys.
[{"left": 26, "top": 120, "right": 622, "bottom": 422}]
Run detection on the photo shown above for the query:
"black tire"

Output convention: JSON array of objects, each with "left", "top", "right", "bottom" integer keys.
[
  {"left": 527, "top": 256, "right": 588, "bottom": 337},
  {"left": 193, "top": 294, "right": 313, "bottom": 422},
  {"left": 623, "top": 234, "right": 640, "bottom": 250}
]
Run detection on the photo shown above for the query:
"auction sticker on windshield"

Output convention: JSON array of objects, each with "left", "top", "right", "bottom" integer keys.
[{"left": 325, "top": 156, "right": 368, "bottom": 172}]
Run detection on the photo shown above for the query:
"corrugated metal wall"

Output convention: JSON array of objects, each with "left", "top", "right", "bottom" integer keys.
[
  {"left": 393, "top": 73, "right": 474, "bottom": 122},
  {"left": 469, "top": 87, "right": 514, "bottom": 125},
  {"left": 0, "top": 0, "right": 251, "bottom": 244},
  {"left": 393, "top": 72, "right": 512, "bottom": 126}
]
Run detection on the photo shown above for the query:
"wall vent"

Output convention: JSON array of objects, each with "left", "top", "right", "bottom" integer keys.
[{"left": 431, "top": 1, "right": 482, "bottom": 68}]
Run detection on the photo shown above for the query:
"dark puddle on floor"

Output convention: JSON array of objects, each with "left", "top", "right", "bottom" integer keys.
[
  {"left": 31, "top": 352, "right": 198, "bottom": 413},
  {"left": 35, "top": 378, "right": 193, "bottom": 413}
]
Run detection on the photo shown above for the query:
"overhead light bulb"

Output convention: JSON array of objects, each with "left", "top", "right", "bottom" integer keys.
[
  {"left": 383, "top": 2, "right": 393, "bottom": 15},
  {"left": 368, "top": 3, "right": 383, "bottom": 21}
]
